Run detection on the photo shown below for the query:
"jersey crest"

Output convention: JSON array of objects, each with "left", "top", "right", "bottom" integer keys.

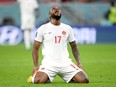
[{"left": 62, "top": 31, "right": 66, "bottom": 35}]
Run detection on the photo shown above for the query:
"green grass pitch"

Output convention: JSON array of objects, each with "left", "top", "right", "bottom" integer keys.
[{"left": 0, "top": 44, "right": 116, "bottom": 87}]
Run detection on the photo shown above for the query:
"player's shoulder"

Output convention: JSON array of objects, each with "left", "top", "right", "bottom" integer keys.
[
  {"left": 61, "top": 23, "right": 72, "bottom": 29},
  {"left": 37, "top": 22, "right": 50, "bottom": 30},
  {"left": 61, "top": 22, "right": 72, "bottom": 27}
]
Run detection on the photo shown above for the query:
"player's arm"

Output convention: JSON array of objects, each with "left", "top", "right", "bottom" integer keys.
[
  {"left": 69, "top": 41, "right": 85, "bottom": 71},
  {"left": 32, "top": 40, "right": 41, "bottom": 75}
]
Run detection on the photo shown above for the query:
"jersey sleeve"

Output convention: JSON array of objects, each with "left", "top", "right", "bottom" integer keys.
[
  {"left": 68, "top": 26, "right": 75, "bottom": 42},
  {"left": 34, "top": 25, "right": 44, "bottom": 42}
]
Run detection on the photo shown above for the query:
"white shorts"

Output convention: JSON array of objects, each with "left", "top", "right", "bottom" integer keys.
[
  {"left": 32, "top": 61, "right": 82, "bottom": 83},
  {"left": 21, "top": 15, "right": 35, "bottom": 30}
]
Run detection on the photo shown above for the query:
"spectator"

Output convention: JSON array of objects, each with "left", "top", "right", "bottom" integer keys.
[
  {"left": 17, "top": 0, "right": 39, "bottom": 50},
  {"left": 2, "top": 16, "right": 15, "bottom": 26},
  {"left": 105, "top": 1, "right": 116, "bottom": 25}
]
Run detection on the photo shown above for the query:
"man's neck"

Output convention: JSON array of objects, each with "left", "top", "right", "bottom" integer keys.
[{"left": 50, "top": 19, "right": 60, "bottom": 26}]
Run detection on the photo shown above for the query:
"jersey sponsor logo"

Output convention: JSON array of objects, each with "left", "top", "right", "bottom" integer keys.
[
  {"left": 48, "top": 32, "right": 52, "bottom": 34},
  {"left": 44, "top": 32, "right": 52, "bottom": 35}
]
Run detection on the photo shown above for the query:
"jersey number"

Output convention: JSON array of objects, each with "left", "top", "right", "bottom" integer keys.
[{"left": 55, "top": 36, "right": 61, "bottom": 43}]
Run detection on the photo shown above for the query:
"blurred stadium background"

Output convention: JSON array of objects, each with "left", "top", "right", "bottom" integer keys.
[{"left": 0, "top": 0, "right": 116, "bottom": 45}]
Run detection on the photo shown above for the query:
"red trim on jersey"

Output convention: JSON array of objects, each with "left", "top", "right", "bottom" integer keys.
[{"left": 70, "top": 64, "right": 78, "bottom": 70}]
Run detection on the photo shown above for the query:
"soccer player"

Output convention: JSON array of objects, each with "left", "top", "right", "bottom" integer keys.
[
  {"left": 28, "top": 6, "right": 89, "bottom": 83},
  {"left": 18, "top": 0, "right": 39, "bottom": 50}
]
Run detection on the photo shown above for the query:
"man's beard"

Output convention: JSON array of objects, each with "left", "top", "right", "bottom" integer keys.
[{"left": 51, "top": 14, "right": 61, "bottom": 20}]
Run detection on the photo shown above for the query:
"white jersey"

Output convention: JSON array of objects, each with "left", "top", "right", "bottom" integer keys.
[
  {"left": 18, "top": 0, "right": 39, "bottom": 29},
  {"left": 35, "top": 22, "right": 75, "bottom": 65}
]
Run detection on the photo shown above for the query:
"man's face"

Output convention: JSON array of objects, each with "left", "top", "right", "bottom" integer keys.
[{"left": 50, "top": 7, "right": 61, "bottom": 20}]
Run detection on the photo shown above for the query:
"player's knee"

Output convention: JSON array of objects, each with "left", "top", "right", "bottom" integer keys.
[
  {"left": 33, "top": 71, "right": 48, "bottom": 84},
  {"left": 34, "top": 78, "right": 45, "bottom": 84},
  {"left": 82, "top": 77, "right": 89, "bottom": 83},
  {"left": 74, "top": 76, "right": 89, "bottom": 83}
]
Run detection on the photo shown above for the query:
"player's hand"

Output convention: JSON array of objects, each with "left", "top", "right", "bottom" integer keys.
[
  {"left": 77, "top": 63, "right": 85, "bottom": 71},
  {"left": 32, "top": 66, "right": 39, "bottom": 76}
]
